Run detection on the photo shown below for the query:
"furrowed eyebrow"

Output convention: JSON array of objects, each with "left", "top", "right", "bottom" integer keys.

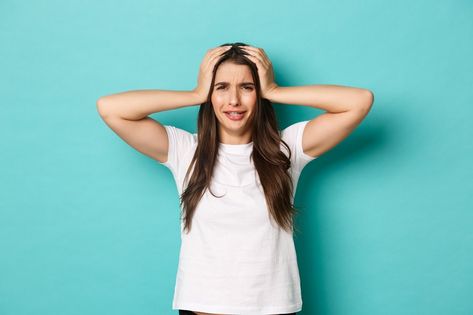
[{"left": 215, "top": 82, "right": 255, "bottom": 86}]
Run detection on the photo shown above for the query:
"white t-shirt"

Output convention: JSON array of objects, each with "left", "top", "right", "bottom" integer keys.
[{"left": 159, "top": 120, "right": 318, "bottom": 315}]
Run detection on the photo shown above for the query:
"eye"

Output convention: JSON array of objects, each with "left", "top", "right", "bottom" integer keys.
[{"left": 215, "top": 85, "right": 253, "bottom": 90}]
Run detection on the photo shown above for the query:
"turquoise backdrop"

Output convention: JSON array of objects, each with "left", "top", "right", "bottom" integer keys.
[{"left": 1, "top": 0, "right": 472, "bottom": 314}]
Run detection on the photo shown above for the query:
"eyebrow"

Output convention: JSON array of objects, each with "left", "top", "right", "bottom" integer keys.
[{"left": 214, "top": 81, "right": 255, "bottom": 86}]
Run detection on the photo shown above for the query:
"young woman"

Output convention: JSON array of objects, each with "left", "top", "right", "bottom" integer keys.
[{"left": 97, "top": 42, "right": 374, "bottom": 315}]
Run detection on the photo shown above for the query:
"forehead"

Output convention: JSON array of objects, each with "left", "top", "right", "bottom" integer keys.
[{"left": 215, "top": 62, "right": 253, "bottom": 82}]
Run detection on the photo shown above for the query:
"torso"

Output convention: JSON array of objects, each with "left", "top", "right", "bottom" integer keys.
[{"left": 167, "top": 124, "right": 310, "bottom": 315}]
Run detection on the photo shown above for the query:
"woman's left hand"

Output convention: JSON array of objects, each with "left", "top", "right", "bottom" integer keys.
[{"left": 240, "top": 45, "right": 278, "bottom": 99}]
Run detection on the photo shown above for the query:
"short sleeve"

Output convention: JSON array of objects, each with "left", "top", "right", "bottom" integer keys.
[
  {"left": 158, "top": 125, "right": 196, "bottom": 178},
  {"left": 280, "top": 120, "right": 318, "bottom": 174}
]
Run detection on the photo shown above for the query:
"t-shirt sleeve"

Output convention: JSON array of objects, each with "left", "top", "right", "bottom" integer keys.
[
  {"left": 158, "top": 125, "right": 196, "bottom": 178},
  {"left": 280, "top": 120, "right": 318, "bottom": 174}
]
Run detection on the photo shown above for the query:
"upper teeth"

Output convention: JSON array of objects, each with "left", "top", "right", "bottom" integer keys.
[{"left": 228, "top": 112, "right": 241, "bottom": 114}]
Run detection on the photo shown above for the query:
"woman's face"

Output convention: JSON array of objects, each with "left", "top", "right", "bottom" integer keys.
[{"left": 211, "top": 61, "right": 257, "bottom": 143}]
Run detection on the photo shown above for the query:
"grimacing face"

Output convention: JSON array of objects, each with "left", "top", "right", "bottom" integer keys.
[{"left": 211, "top": 61, "right": 257, "bottom": 143}]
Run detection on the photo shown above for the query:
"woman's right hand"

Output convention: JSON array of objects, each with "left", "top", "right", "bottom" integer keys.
[{"left": 193, "top": 45, "right": 231, "bottom": 103}]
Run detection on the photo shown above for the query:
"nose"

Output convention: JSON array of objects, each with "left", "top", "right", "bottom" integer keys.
[{"left": 228, "top": 87, "right": 240, "bottom": 106}]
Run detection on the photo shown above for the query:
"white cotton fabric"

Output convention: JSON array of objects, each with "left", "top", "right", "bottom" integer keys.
[{"left": 159, "top": 121, "right": 317, "bottom": 315}]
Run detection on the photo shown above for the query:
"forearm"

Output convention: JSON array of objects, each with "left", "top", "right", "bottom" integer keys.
[
  {"left": 96, "top": 89, "right": 203, "bottom": 120},
  {"left": 266, "top": 84, "right": 373, "bottom": 113}
]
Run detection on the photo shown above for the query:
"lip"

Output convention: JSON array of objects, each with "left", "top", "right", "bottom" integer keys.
[{"left": 224, "top": 111, "right": 246, "bottom": 121}]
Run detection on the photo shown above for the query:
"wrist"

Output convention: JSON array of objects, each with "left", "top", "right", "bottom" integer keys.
[
  {"left": 263, "top": 85, "right": 279, "bottom": 102},
  {"left": 191, "top": 88, "right": 207, "bottom": 104}
]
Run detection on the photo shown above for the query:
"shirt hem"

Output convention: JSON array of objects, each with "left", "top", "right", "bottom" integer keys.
[{"left": 172, "top": 301, "right": 302, "bottom": 314}]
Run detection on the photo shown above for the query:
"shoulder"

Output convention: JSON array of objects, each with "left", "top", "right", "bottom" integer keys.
[
  {"left": 280, "top": 120, "right": 310, "bottom": 147},
  {"left": 280, "top": 120, "right": 317, "bottom": 173},
  {"left": 281, "top": 120, "right": 309, "bottom": 136},
  {"left": 163, "top": 125, "right": 197, "bottom": 146}
]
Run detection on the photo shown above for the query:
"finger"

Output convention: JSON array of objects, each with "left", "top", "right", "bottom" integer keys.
[
  {"left": 242, "top": 48, "right": 268, "bottom": 68},
  {"left": 240, "top": 46, "right": 265, "bottom": 59},
  {"left": 214, "top": 45, "right": 231, "bottom": 52},
  {"left": 245, "top": 48, "right": 272, "bottom": 67},
  {"left": 210, "top": 46, "right": 230, "bottom": 57},
  {"left": 210, "top": 46, "right": 231, "bottom": 60},
  {"left": 205, "top": 47, "right": 229, "bottom": 68},
  {"left": 241, "top": 46, "right": 271, "bottom": 64},
  {"left": 204, "top": 46, "right": 230, "bottom": 66},
  {"left": 218, "top": 46, "right": 232, "bottom": 56},
  {"left": 212, "top": 46, "right": 230, "bottom": 58},
  {"left": 241, "top": 46, "right": 266, "bottom": 59},
  {"left": 243, "top": 52, "right": 265, "bottom": 71},
  {"left": 205, "top": 46, "right": 230, "bottom": 59},
  {"left": 240, "top": 45, "right": 258, "bottom": 50}
]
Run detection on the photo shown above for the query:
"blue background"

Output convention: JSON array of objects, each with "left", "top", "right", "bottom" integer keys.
[{"left": 1, "top": 0, "right": 472, "bottom": 314}]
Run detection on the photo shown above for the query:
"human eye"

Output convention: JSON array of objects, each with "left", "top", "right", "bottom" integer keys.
[{"left": 243, "top": 86, "right": 254, "bottom": 91}]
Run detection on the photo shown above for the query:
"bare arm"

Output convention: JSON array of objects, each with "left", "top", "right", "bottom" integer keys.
[
  {"left": 96, "top": 45, "right": 231, "bottom": 164},
  {"left": 96, "top": 89, "right": 203, "bottom": 164},
  {"left": 96, "top": 89, "right": 204, "bottom": 120},
  {"left": 267, "top": 84, "right": 374, "bottom": 158},
  {"left": 240, "top": 45, "right": 374, "bottom": 159}
]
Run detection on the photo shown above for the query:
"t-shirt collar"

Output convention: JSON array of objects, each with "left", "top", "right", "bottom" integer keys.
[{"left": 218, "top": 141, "right": 253, "bottom": 155}]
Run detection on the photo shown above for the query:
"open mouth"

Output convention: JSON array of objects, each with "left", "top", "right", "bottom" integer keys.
[{"left": 224, "top": 111, "right": 246, "bottom": 121}]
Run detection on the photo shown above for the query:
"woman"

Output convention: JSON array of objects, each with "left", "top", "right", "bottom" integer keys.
[{"left": 97, "top": 42, "right": 374, "bottom": 315}]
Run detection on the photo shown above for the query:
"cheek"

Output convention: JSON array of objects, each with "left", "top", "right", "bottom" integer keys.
[
  {"left": 243, "top": 94, "right": 257, "bottom": 107},
  {"left": 212, "top": 97, "right": 226, "bottom": 110}
]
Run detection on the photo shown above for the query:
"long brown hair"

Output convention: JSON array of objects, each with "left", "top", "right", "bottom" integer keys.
[{"left": 180, "top": 42, "right": 299, "bottom": 235}]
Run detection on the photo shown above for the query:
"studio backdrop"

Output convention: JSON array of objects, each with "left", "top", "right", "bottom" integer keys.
[{"left": 0, "top": 1, "right": 471, "bottom": 315}]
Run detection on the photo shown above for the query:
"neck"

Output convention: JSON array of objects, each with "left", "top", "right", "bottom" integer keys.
[{"left": 218, "top": 128, "right": 252, "bottom": 145}]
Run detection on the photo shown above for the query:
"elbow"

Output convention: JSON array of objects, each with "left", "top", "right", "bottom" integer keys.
[
  {"left": 96, "top": 96, "right": 111, "bottom": 118},
  {"left": 358, "top": 89, "right": 374, "bottom": 112},
  {"left": 351, "top": 89, "right": 374, "bottom": 117}
]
